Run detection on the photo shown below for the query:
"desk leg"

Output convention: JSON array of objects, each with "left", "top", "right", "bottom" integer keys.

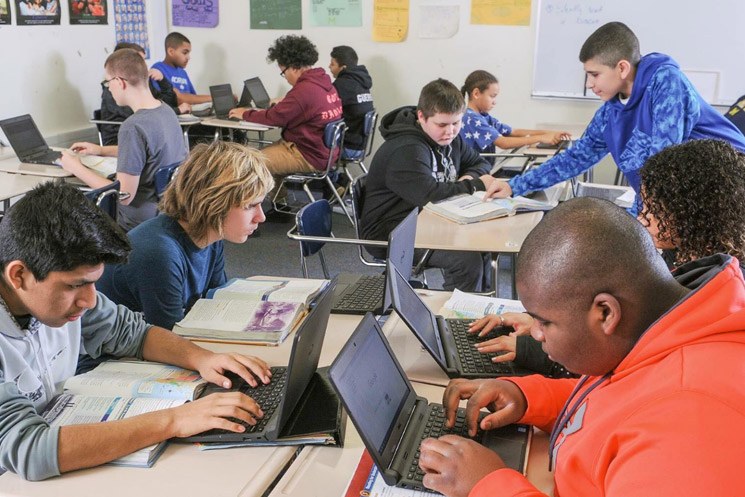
[
  {"left": 258, "top": 130, "right": 265, "bottom": 149},
  {"left": 493, "top": 253, "right": 518, "bottom": 300},
  {"left": 510, "top": 253, "right": 518, "bottom": 300},
  {"left": 182, "top": 127, "right": 190, "bottom": 152},
  {"left": 212, "top": 128, "right": 220, "bottom": 143}
]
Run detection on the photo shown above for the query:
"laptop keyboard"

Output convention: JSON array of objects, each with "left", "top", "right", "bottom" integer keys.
[
  {"left": 406, "top": 405, "right": 485, "bottom": 484},
  {"left": 448, "top": 319, "right": 515, "bottom": 375},
  {"left": 27, "top": 150, "right": 61, "bottom": 164},
  {"left": 333, "top": 275, "right": 385, "bottom": 312},
  {"left": 203, "top": 366, "right": 287, "bottom": 435}
]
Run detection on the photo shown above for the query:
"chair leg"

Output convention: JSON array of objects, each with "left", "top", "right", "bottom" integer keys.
[
  {"left": 318, "top": 250, "right": 330, "bottom": 279},
  {"left": 325, "top": 177, "right": 354, "bottom": 225}
]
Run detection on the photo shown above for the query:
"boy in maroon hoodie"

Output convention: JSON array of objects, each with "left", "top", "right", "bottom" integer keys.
[{"left": 230, "top": 35, "right": 342, "bottom": 198}]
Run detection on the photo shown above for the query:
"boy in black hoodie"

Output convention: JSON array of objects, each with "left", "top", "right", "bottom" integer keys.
[
  {"left": 359, "top": 79, "right": 495, "bottom": 292},
  {"left": 329, "top": 46, "right": 374, "bottom": 159}
]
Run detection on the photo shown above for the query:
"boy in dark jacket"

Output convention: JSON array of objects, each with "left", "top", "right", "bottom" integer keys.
[
  {"left": 360, "top": 79, "right": 495, "bottom": 292},
  {"left": 329, "top": 46, "right": 374, "bottom": 159}
]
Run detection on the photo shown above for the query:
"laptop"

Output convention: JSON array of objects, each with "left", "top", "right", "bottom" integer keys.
[
  {"left": 209, "top": 83, "right": 241, "bottom": 121},
  {"left": 0, "top": 114, "right": 62, "bottom": 165},
  {"left": 244, "top": 77, "right": 271, "bottom": 109},
  {"left": 329, "top": 313, "right": 531, "bottom": 492},
  {"left": 387, "top": 263, "right": 533, "bottom": 378},
  {"left": 331, "top": 208, "right": 417, "bottom": 315},
  {"left": 177, "top": 279, "right": 336, "bottom": 443}
]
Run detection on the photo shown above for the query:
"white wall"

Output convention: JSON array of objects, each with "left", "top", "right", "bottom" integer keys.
[{"left": 0, "top": 0, "right": 618, "bottom": 178}]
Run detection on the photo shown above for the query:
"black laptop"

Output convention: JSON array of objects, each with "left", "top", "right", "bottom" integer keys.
[
  {"left": 387, "top": 263, "right": 532, "bottom": 378},
  {"left": 209, "top": 83, "right": 242, "bottom": 121},
  {"left": 330, "top": 208, "right": 417, "bottom": 315},
  {"left": 0, "top": 114, "right": 62, "bottom": 165},
  {"left": 329, "top": 313, "right": 531, "bottom": 492},
  {"left": 244, "top": 77, "right": 271, "bottom": 109},
  {"left": 177, "top": 280, "right": 335, "bottom": 443}
]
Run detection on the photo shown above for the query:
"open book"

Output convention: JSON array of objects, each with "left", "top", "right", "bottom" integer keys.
[
  {"left": 175, "top": 278, "right": 329, "bottom": 345},
  {"left": 76, "top": 153, "right": 118, "bottom": 178},
  {"left": 424, "top": 190, "right": 558, "bottom": 224},
  {"left": 438, "top": 289, "right": 526, "bottom": 319},
  {"left": 573, "top": 181, "right": 636, "bottom": 209},
  {"left": 41, "top": 361, "right": 207, "bottom": 468}
]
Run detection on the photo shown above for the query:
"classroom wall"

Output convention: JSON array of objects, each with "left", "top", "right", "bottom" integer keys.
[{"left": 0, "top": 0, "right": 619, "bottom": 181}]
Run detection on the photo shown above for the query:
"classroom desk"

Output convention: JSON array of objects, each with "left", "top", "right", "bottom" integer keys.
[
  {"left": 199, "top": 118, "right": 276, "bottom": 148},
  {"left": 416, "top": 209, "right": 542, "bottom": 299},
  {"left": 0, "top": 171, "right": 54, "bottom": 210},
  {"left": 267, "top": 381, "right": 554, "bottom": 497},
  {"left": 0, "top": 153, "right": 72, "bottom": 178}
]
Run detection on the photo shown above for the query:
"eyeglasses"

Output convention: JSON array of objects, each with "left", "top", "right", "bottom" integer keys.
[
  {"left": 100, "top": 76, "right": 126, "bottom": 89},
  {"left": 279, "top": 67, "right": 288, "bottom": 78}
]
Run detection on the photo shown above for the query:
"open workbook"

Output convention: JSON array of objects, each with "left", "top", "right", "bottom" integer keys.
[
  {"left": 175, "top": 278, "right": 329, "bottom": 345},
  {"left": 41, "top": 361, "right": 207, "bottom": 468},
  {"left": 424, "top": 190, "right": 558, "bottom": 224},
  {"left": 75, "top": 153, "right": 118, "bottom": 178}
]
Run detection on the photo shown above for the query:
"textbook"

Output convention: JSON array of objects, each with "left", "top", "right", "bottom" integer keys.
[
  {"left": 439, "top": 289, "right": 525, "bottom": 319},
  {"left": 424, "top": 190, "right": 558, "bottom": 224},
  {"left": 77, "top": 154, "right": 118, "bottom": 178},
  {"left": 175, "top": 278, "right": 329, "bottom": 345},
  {"left": 41, "top": 360, "right": 207, "bottom": 468},
  {"left": 573, "top": 181, "right": 636, "bottom": 209}
]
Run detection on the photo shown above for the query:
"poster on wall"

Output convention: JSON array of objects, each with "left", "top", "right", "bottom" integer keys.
[
  {"left": 0, "top": 0, "right": 11, "bottom": 24},
  {"left": 69, "top": 0, "right": 108, "bottom": 25},
  {"left": 113, "top": 0, "right": 149, "bottom": 57},
  {"left": 250, "top": 0, "right": 301, "bottom": 30},
  {"left": 172, "top": 0, "right": 218, "bottom": 28},
  {"left": 310, "top": 0, "right": 362, "bottom": 27},
  {"left": 15, "top": 0, "right": 61, "bottom": 25}
]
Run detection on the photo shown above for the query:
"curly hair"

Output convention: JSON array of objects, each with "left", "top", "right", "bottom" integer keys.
[
  {"left": 639, "top": 139, "right": 745, "bottom": 266},
  {"left": 266, "top": 35, "right": 318, "bottom": 69}
]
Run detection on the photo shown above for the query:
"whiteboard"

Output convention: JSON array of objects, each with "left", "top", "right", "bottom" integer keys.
[{"left": 532, "top": 0, "right": 745, "bottom": 105}]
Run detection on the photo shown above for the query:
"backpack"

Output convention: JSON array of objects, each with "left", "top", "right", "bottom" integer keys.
[{"left": 725, "top": 94, "right": 745, "bottom": 136}]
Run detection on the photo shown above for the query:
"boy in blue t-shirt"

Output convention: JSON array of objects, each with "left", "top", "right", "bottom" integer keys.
[
  {"left": 486, "top": 22, "right": 745, "bottom": 211},
  {"left": 151, "top": 32, "right": 211, "bottom": 106}
]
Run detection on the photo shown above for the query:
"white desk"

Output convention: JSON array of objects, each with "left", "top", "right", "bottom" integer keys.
[
  {"left": 199, "top": 118, "right": 277, "bottom": 148},
  {"left": 416, "top": 210, "right": 542, "bottom": 298},
  {"left": 0, "top": 172, "right": 54, "bottom": 210},
  {"left": 0, "top": 153, "right": 71, "bottom": 178}
]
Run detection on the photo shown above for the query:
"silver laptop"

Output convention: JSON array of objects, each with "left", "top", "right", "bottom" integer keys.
[
  {"left": 0, "top": 114, "right": 62, "bottom": 165},
  {"left": 329, "top": 313, "right": 531, "bottom": 492},
  {"left": 177, "top": 280, "right": 335, "bottom": 443}
]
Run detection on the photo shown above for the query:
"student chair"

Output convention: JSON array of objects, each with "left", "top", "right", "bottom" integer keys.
[
  {"left": 340, "top": 110, "right": 378, "bottom": 181},
  {"left": 155, "top": 162, "right": 181, "bottom": 199},
  {"left": 82, "top": 180, "right": 121, "bottom": 221},
  {"left": 90, "top": 109, "right": 122, "bottom": 147},
  {"left": 295, "top": 199, "right": 333, "bottom": 278},
  {"left": 273, "top": 119, "right": 353, "bottom": 225}
]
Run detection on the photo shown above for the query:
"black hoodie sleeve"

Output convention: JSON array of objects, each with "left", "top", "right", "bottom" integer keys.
[
  {"left": 384, "top": 142, "right": 486, "bottom": 207},
  {"left": 515, "top": 335, "right": 577, "bottom": 378}
]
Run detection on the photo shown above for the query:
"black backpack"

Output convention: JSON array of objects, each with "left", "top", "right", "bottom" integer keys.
[{"left": 725, "top": 95, "right": 745, "bottom": 136}]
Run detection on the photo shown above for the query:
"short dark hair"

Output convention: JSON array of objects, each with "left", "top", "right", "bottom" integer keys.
[
  {"left": 105, "top": 48, "right": 148, "bottom": 86},
  {"left": 0, "top": 183, "right": 130, "bottom": 281},
  {"left": 579, "top": 22, "right": 641, "bottom": 67},
  {"left": 330, "top": 46, "right": 358, "bottom": 67},
  {"left": 114, "top": 42, "right": 145, "bottom": 54},
  {"left": 417, "top": 78, "right": 466, "bottom": 119},
  {"left": 267, "top": 35, "right": 318, "bottom": 69},
  {"left": 165, "top": 31, "right": 190, "bottom": 50},
  {"left": 461, "top": 70, "right": 499, "bottom": 99},
  {"left": 640, "top": 139, "right": 745, "bottom": 265}
]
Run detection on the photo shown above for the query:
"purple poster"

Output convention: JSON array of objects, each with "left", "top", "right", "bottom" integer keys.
[{"left": 172, "top": 0, "right": 218, "bottom": 28}]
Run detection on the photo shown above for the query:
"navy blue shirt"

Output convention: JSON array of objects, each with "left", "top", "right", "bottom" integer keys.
[{"left": 97, "top": 215, "right": 226, "bottom": 329}]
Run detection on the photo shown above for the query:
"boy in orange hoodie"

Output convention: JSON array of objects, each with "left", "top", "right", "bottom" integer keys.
[{"left": 418, "top": 197, "right": 745, "bottom": 497}]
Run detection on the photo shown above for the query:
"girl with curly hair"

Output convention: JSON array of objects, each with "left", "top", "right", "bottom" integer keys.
[{"left": 638, "top": 139, "right": 745, "bottom": 267}]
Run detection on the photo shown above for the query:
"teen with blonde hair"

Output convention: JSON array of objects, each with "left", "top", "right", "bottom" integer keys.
[{"left": 97, "top": 141, "right": 273, "bottom": 330}]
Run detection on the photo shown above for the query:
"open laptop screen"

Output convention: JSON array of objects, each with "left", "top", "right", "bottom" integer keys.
[
  {"left": 209, "top": 84, "right": 235, "bottom": 117},
  {"left": 244, "top": 77, "right": 271, "bottom": 109},
  {"left": 330, "top": 314, "right": 410, "bottom": 454},
  {"left": 0, "top": 115, "right": 48, "bottom": 157},
  {"left": 383, "top": 208, "right": 418, "bottom": 311}
]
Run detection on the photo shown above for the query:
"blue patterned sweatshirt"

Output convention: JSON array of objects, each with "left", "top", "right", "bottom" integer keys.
[{"left": 509, "top": 53, "right": 745, "bottom": 204}]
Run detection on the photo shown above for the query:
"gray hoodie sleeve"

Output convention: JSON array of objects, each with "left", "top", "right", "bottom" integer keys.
[
  {"left": 80, "top": 292, "right": 151, "bottom": 360},
  {"left": 0, "top": 382, "right": 60, "bottom": 481}
]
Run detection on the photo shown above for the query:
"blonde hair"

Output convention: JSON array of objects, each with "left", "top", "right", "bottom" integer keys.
[{"left": 159, "top": 141, "right": 274, "bottom": 242}]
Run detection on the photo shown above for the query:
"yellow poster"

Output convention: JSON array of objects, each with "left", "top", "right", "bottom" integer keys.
[
  {"left": 471, "top": 0, "right": 531, "bottom": 26},
  {"left": 373, "top": 0, "right": 409, "bottom": 42}
]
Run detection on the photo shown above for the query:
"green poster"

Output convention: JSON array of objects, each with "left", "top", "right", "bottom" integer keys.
[
  {"left": 310, "top": 0, "right": 362, "bottom": 27},
  {"left": 250, "top": 0, "right": 301, "bottom": 29}
]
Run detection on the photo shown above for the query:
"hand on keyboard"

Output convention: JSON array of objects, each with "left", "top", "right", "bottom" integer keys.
[
  {"left": 475, "top": 335, "right": 517, "bottom": 363},
  {"left": 468, "top": 312, "right": 533, "bottom": 337}
]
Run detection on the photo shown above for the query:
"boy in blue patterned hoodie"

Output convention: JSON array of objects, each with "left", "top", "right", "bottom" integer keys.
[{"left": 486, "top": 22, "right": 745, "bottom": 211}]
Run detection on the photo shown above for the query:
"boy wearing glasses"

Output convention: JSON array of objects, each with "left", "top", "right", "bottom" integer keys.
[
  {"left": 359, "top": 79, "right": 495, "bottom": 292},
  {"left": 229, "top": 35, "right": 342, "bottom": 204},
  {"left": 59, "top": 48, "right": 186, "bottom": 232}
]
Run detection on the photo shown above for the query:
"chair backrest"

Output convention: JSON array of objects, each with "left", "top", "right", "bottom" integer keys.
[
  {"left": 362, "top": 110, "right": 378, "bottom": 157},
  {"left": 82, "top": 180, "right": 121, "bottom": 221},
  {"left": 92, "top": 109, "right": 104, "bottom": 145},
  {"left": 154, "top": 162, "right": 181, "bottom": 199},
  {"left": 321, "top": 119, "right": 347, "bottom": 175},
  {"left": 296, "top": 199, "right": 332, "bottom": 257}
]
